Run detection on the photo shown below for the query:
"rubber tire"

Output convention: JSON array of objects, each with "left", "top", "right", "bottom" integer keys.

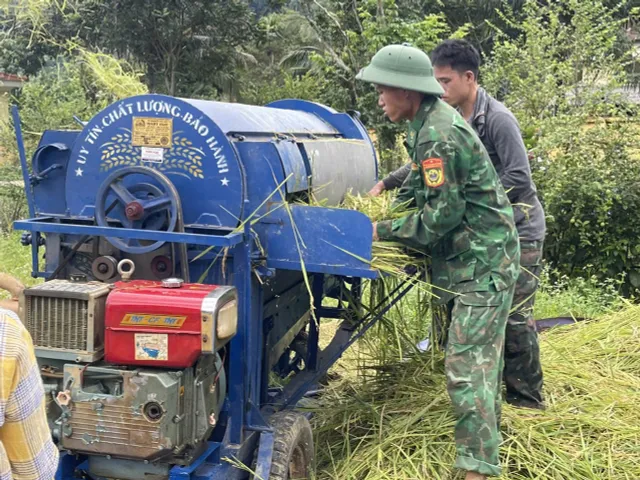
[{"left": 268, "top": 411, "right": 314, "bottom": 480}]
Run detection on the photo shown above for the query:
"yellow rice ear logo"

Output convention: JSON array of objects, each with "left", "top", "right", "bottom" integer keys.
[{"left": 422, "top": 158, "right": 445, "bottom": 188}]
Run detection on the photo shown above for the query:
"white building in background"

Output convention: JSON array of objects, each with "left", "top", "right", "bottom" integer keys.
[{"left": 0, "top": 72, "right": 27, "bottom": 124}]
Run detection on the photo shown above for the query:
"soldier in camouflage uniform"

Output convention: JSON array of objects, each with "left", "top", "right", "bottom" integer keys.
[
  {"left": 371, "top": 40, "right": 546, "bottom": 410},
  {"left": 356, "top": 44, "right": 520, "bottom": 479}
]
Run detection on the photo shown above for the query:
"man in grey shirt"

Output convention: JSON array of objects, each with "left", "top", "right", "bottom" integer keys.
[{"left": 370, "top": 39, "right": 546, "bottom": 409}]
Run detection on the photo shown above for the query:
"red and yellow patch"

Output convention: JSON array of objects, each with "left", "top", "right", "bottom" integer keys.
[{"left": 421, "top": 158, "right": 445, "bottom": 188}]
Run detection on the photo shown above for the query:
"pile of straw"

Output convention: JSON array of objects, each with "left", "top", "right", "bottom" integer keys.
[{"left": 310, "top": 306, "right": 640, "bottom": 479}]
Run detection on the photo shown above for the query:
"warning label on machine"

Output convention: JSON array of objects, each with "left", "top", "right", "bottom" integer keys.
[
  {"left": 135, "top": 333, "right": 168, "bottom": 361},
  {"left": 131, "top": 117, "right": 173, "bottom": 148},
  {"left": 140, "top": 147, "right": 165, "bottom": 163}
]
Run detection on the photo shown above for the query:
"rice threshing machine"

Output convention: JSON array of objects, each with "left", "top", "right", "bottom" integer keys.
[{"left": 11, "top": 95, "right": 415, "bottom": 479}]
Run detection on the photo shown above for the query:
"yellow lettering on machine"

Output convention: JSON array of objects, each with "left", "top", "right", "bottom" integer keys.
[{"left": 121, "top": 314, "right": 187, "bottom": 328}]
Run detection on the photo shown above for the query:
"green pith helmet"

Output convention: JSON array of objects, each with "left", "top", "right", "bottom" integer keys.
[{"left": 356, "top": 43, "right": 444, "bottom": 96}]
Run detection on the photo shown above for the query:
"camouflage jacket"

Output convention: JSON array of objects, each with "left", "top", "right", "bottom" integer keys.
[{"left": 376, "top": 97, "right": 520, "bottom": 304}]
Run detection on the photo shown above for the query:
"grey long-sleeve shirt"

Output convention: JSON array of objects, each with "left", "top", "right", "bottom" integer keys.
[{"left": 382, "top": 87, "right": 545, "bottom": 242}]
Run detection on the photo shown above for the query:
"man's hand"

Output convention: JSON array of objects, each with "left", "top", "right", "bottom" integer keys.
[
  {"left": 0, "top": 273, "right": 25, "bottom": 299},
  {"left": 368, "top": 181, "right": 385, "bottom": 197},
  {"left": 372, "top": 222, "right": 379, "bottom": 241},
  {"left": 0, "top": 273, "right": 24, "bottom": 315}
]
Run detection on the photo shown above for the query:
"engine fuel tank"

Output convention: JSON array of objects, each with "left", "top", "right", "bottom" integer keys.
[{"left": 105, "top": 279, "right": 237, "bottom": 368}]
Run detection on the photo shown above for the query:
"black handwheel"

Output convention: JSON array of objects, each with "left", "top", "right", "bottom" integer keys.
[
  {"left": 94, "top": 166, "right": 180, "bottom": 254},
  {"left": 269, "top": 411, "right": 314, "bottom": 480}
]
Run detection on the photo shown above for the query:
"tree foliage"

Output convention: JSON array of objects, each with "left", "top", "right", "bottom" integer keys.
[
  {"left": 0, "top": 0, "right": 638, "bottom": 293},
  {"left": 78, "top": 0, "right": 256, "bottom": 97},
  {"left": 240, "top": 0, "right": 467, "bottom": 173},
  {"left": 482, "top": 0, "right": 640, "bottom": 294}
]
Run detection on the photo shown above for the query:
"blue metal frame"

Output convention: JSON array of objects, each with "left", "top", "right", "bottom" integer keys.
[
  {"left": 12, "top": 106, "right": 35, "bottom": 218},
  {"left": 14, "top": 219, "right": 244, "bottom": 247},
  {"left": 10, "top": 97, "right": 416, "bottom": 479},
  {"left": 14, "top": 217, "right": 415, "bottom": 479}
]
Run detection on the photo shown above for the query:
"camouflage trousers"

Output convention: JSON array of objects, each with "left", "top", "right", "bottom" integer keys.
[
  {"left": 444, "top": 284, "right": 515, "bottom": 477},
  {"left": 433, "top": 242, "right": 545, "bottom": 409}
]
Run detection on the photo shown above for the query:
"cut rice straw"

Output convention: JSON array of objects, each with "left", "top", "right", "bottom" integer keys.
[{"left": 310, "top": 305, "right": 640, "bottom": 480}]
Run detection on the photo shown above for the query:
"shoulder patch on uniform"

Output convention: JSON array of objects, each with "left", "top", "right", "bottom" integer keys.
[{"left": 422, "top": 158, "right": 445, "bottom": 188}]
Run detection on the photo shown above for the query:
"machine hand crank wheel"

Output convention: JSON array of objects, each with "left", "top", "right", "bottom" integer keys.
[{"left": 95, "top": 166, "right": 180, "bottom": 254}]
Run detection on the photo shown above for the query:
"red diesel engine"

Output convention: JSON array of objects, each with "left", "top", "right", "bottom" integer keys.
[
  {"left": 22, "top": 275, "right": 238, "bottom": 467},
  {"left": 105, "top": 278, "right": 238, "bottom": 368}
]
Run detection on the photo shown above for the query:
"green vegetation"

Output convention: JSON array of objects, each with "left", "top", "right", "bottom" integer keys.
[
  {"left": 0, "top": 0, "right": 638, "bottom": 292},
  {"left": 0, "top": 1, "right": 639, "bottom": 478}
]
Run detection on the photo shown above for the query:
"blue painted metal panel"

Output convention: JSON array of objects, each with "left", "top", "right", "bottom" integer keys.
[
  {"left": 65, "top": 94, "right": 245, "bottom": 227},
  {"left": 192, "top": 433, "right": 260, "bottom": 480},
  {"left": 267, "top": 99, "right": 367, "bottom": 140},
  {"left": 273, "top": 140, "right": 309, "bottom": 193},
  {"left": 184, "top": 98, "right": 338, "bottom": 135},
  {"left": 55, "top": 452, "right": 85, "bottom": 480},
  {"left": 232, "top": 141, "right": 287, "bottom": 220},
  {"left": 260, "top": 204, "right": 378, "bottom": 279},
  {"left": 169, "top": 442, "right": 221, "bottom": 480},
  {"left": 31, "top": 130, "right": 79, "bottom": 215},
  {"left": 14, "top": 218, "right": 243, "bottom": 248},
  {"left": 228, "top": 222, "right": 253, "bottom": 444},
  {"left": 253, "top": 432, "right": 274, "bottom": 480}
]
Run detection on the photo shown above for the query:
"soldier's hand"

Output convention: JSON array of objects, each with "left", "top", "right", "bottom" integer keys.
[
  {"left": 372, "top": 222, "right": 379, "bottom": 241},
  {"left": 368, "top": 181, "right": 385, "bottom": 197}
]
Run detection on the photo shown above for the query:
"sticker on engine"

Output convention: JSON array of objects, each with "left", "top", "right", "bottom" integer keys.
[
  {"left": 135, "top": 334, "right": 168, "bottom": 361},
  {"left": 121, "top": 314, "right": 187, "bottom": 328},
  {"left": 132, "top": 117, "right": 173, "bottom": 148}
]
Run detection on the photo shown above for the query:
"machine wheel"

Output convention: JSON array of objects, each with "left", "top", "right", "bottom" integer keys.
[
  {"left": 268, "top": 411, "right": 314, "bottom": 480},
  {"left": 95, "top": 166, "right": 180, "bottom": 254}
]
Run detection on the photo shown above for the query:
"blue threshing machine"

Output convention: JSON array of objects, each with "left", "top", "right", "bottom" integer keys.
[{"left": 11, "top": 95, "right": 414, "bottom": 479}]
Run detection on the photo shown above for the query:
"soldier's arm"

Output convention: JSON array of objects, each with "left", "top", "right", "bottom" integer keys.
[
  {"left": 489, "top": 111, "right": 532, "bottom": 203},
  {"left": 376, "top": 141, "right": 467, "bottom": 248}
]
